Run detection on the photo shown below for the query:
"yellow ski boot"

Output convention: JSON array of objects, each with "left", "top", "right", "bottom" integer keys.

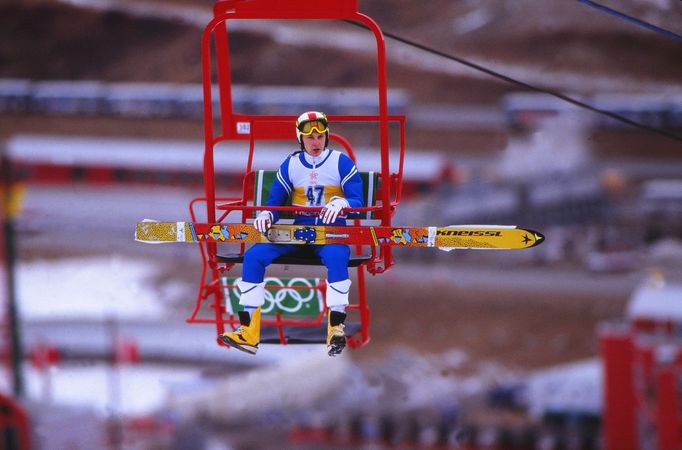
[
  {"left": 326, "top": 311, "right": 347, "bottom": 357},
  {"left": 220, "top": 308, "right": 261, "bottom": 355}
]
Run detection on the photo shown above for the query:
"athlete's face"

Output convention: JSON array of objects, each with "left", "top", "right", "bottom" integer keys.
[{"left": 302, "top": 132, "right": 326, "bottom": 157}]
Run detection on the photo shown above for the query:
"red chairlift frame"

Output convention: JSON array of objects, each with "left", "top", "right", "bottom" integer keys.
[{"left": 188, "top": 0, "right": 406, "bottom": 348}]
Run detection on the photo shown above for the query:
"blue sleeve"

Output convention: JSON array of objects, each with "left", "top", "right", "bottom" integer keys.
[
  {"left": 338, "top": 154, "right": 364, "bottom": 212},
  {"left": 265, "top": 157, "right": 293, "bottom": 223}
]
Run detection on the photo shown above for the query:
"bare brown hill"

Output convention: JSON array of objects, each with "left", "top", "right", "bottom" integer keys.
[{"left": 4, "top": 1, "right": 681, "bottom": 93}]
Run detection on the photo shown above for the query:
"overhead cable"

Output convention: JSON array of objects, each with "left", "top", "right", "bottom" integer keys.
[
  {"left": 344, "top": 20, "right": 682, "bottom": 144},
  {"left": 577, "top": 0, "right": 682, "bottom": 43}
]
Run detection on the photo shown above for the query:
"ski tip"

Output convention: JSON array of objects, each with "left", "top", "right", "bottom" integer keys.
[
  {"left": 445, "top": 225, "right": 546, "bottom": 248},
  {"left": 523, "top": 228, "right": 545, "bottom": 247}
]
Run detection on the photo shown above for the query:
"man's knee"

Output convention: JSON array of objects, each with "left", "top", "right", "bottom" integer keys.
[
  {"left": 320, "top": 245, "right": 351, "bottom": 282},
  {"left": 244, "top": 245, "right": 275, "bottom": 266},
  {"left": 320, "top": 244, "right": 350, "bottom": 262}
]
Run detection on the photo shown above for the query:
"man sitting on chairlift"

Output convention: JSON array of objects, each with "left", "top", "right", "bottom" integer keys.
[{"left": 219, "top": 111, "right": 364, "bottom": 357}]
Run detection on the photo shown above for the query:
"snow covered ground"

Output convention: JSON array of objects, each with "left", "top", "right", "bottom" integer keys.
[
  {"left": 8, "top": 177, "right": 642, "bottom": 423},
  {"left": 9, "top": 255, "right": 321, "bottom": 416},
  {"left": 1, "top": 251, "right": 600, "bottom": 415},
  {"left": 5, "top": 253, "right": 606, "bottom": 420},
  {"left": 10, "top": 255, "right": 205, "bottom": 416},
  {"left": 23, "top": 363, "right": 204, "bottom": 417},
  {"left": 17, "top": 256, "right": 165, "bottom": 321}
]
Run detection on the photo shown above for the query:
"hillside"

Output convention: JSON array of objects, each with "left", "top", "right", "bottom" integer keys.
[
  {"left": 1, "top": 0, "right": 680, "bottom": 155},
  {"left": 3, "top": 1, "right": 681, "bottom": 93}
]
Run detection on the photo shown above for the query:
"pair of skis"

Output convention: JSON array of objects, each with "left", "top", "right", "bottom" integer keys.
[{"left": 135, "top": 221, "right": 544, "bottom": 250}]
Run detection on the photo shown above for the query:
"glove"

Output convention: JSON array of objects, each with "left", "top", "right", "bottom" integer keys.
[
  {"left": 320, "top": 196, "right": 349, "bottom": 224},
  {"left": 254, "top": 210, "right": 273, "bottom": 233}
]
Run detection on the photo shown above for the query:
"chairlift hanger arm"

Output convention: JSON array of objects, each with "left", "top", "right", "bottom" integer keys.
[{"left": 200, "top": 4, "right": 396, "bottom": 220}]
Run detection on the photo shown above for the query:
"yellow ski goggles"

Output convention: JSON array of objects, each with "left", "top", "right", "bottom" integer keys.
[{"left": 297, "top": 120, "right": 329, "bottom": 136}]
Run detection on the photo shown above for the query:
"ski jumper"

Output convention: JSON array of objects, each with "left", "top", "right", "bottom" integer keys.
[{"left": 239, "top": 148, "right": 364, "bottom": 308}]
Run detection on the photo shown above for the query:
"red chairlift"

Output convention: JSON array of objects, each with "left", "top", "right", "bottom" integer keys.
[{"left": 187, "top": 0, "right": 406, "bottom": 349}]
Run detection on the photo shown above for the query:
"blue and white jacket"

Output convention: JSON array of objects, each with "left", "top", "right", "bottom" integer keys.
[{"left": 266, "top": 148, "right": 363, "bottom": 225}]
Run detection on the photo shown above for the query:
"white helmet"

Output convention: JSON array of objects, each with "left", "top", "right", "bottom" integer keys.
[{"left": 295, "top": 111, "right": 329, "bottom": 148}]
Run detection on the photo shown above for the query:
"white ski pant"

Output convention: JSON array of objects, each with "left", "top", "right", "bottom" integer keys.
[
  {"left": 326, "top": 279, "right": 351, "bottom": 308},
  {"left": 236, "top": 279, "right": 351, "bottom": 308},
  {"left": 236, "top": 280, "right": 266, "bottom": 307}
]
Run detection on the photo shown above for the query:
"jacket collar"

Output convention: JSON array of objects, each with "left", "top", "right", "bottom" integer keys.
[{"left": 300, "top": 148, "right": 331, "bottom": 168}]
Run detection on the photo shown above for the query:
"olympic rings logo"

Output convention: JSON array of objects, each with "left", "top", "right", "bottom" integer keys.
[{"left": 225, "top": 277, "right": 323, "bottom": 314}]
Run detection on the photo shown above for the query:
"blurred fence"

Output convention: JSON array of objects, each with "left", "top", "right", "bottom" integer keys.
[
  {"left": 502, "top": 91, "right": 682, "bottom": 131},
  {"left": 0, "top": 79, "right": 409, "bottom": 119}
]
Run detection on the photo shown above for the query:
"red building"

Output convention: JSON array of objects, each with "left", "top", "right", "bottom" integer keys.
[{"left": 601, "top": 272, "right": 682, "bottom": 450}]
